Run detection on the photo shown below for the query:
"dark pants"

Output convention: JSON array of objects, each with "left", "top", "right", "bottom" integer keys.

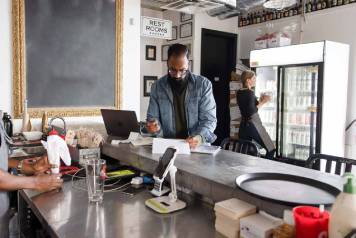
[{"left": 239, "top": 121, "right": 275, "bottom": 160}]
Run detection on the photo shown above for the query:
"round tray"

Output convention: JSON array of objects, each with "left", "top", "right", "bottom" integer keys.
[{"left": 236, "top": 173, "right": 341, "bottom": 206}]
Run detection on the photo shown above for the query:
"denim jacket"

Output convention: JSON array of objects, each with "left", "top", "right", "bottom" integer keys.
[{"left": 147, "top": 73, "right": 217, "bottom": 143}]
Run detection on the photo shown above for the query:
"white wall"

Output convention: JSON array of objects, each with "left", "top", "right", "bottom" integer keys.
[
  {"left": 140, "top": 8, "right": 164, "bottom": 120},
  {"left": 0, "top": 0, "right": 12, "bottom": 114},
  {"left": 193, "top": 12, "right": 239, "bottom": 73},
  {"left": 122, "top": 0, "right": 141, "bottom": 119},
  {"left": 238, "top": 5, "right": 356, "bottom": 158},
  {"left": 0, "top": 0, "right": 141, "bottom": 132}
]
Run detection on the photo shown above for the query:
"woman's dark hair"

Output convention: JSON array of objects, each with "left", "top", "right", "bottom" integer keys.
[
  {"left": 241, "top": 70, "right": 255, "bottom": 87},
  {"left": 168, "top": 43, "right": 189, "bottom": 59}
]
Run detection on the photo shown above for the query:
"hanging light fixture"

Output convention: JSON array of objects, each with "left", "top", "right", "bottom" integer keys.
[{"left": 263, "top": 0, "right": 297, "bottom": 10}]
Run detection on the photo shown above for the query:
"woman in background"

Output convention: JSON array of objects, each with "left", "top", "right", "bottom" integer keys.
[{"left": 236, "top": 70, "right": 275, "bottom": 159}]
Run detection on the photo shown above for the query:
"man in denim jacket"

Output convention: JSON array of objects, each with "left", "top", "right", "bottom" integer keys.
[{"left": 146, "top": 44, "right": 217, "bottom": 148}]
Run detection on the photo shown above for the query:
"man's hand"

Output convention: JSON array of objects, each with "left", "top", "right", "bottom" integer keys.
[
  {"left": 186, "top": 135, "right": 202, "bottom": 149},
  {"left": 146, "top": 119, "right": 160, "bottom": 134},
  {"left": 33, "top": 173, "right": 63, "bottom": 192}
]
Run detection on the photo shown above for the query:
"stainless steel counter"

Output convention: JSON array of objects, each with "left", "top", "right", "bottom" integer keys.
[
  {"left": 102, "top": 142, "right": 344, "bottom": 216},
  {"left": 18, "top": 142, "right": 343, "bottom": 238},
  {"left": 19, "top": 182, "right": 218, "bottom": 238}
]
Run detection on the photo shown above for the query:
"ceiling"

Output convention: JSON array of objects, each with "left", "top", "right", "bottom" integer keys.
[{"left": 141, "top": 0, "right": 267, "bottom": 19}]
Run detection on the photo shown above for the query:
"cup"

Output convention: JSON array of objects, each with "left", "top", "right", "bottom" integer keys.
[
  {"left": 293, "top": 206, "right": 329, "bottom": 238},
  {"left": 140, "top": 118, "right": 161, "bottom": 137},
  {"left": 85, "top": 159, "right": 106, "bottom": 203}
]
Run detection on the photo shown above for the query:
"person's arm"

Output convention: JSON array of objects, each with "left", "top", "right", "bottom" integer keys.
[
  {"left": 0, "top": 169, "right": 63, "bottom": 192},
  {"left": 257, "top": 94, "right": 271, "bottom": 109},
  {"left": 146, "top": 82, "right": 163, "bottom": 137},
  {"left": 9, "top": 156, "right": 51, "bottom": 175},
  {"left": 191, "top": 79, "right": 217, "bottom": 144}
]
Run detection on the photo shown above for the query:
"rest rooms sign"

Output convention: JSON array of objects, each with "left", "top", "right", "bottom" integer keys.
[{"left": 141, "top": 16, "right": 172, "bottom": 39}]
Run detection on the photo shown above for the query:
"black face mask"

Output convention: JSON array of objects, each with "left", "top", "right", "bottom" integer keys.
[{"left": 168, "top": 72, "right": 189, "bottom": 95}]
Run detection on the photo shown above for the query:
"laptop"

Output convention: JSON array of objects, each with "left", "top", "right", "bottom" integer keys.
[{"left": 101, "top": 109, "right": 139, "bottom": 138}]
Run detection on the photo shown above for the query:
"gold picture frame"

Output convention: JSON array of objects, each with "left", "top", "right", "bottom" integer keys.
[{"left": 12, "top": 0, "right": 124, "bottom": 118}]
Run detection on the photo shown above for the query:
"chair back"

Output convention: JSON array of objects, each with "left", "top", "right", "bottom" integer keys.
[
  {"left": 221, "top": 138, "right": 260, "bottom": 157},
  {"left": 306, "top": 153, "right": 356, "bottom": 175}
]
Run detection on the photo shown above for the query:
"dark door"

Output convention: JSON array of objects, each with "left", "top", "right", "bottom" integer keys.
[{"left": 201, "top": 28, "right": 237, "bottom": 145}]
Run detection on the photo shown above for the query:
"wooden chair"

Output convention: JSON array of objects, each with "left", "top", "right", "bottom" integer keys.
[
  {"left": 220, "top": 138, "right": 260, "bottom": 157},
  {"left": 306, "top": 153, "right": 356, "bottom": 175}
]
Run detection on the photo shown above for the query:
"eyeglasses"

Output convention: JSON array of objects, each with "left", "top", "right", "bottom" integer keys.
[{"left": 168, "top": 68, "right": 188, "bottom": 76}]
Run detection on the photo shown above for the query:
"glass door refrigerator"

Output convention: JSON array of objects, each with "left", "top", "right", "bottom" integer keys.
[{"left": 250, "top": 41, "right": 349, "bottom": 164}]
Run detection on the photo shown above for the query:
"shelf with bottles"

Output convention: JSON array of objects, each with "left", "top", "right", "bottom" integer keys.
[
  {"left": 238, "top": 0, "right": 356, "bottom": 28},
  {"left": 283, "top": 91, "right": 315, "bottom": 97},
  {"left": 283, "top": 145, "right": 312, "bottom": 160},
  {"left": 283, "top": 123, "right": 315, "bottom": 128},
  {"left": 260, "top": 106, "right": 276, "bottom": 110},
  {"left": 283, "top": 110, "right": 316, "bottom": 125},
  {"left": 283, "top": 97, "right": 317, "bottom": 111},
  {"left": 283, "top": 129, "right": 315, "bottom": 147},
  {"left": 259, "top": 110, "right": 277, "bottom": 124},
  {"left": 287, "top": 142, "right": 311, "bottom": 147}
]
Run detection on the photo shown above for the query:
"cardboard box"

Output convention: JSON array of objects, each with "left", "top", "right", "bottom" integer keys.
[
  {"left": 254, "top": 39, "right": 267, "bottom": 50},
  {"left": 214, "top": 198, "right": 256, "bottom": 238},
  {"left": 240, "top": 213, "right": 283, "bottom": 238},
  {"left": 268, "top": 32, "right": 291, "bottom": 48},
  {"left": 68, "top": 145, "right": 100, "bottom": 165}
]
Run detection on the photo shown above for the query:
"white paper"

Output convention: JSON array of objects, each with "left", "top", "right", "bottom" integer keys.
[
  {"left": 131, "top": 136, "right": 153, "bottom": 147},
  {"left": 229, "top": 81, "right": 242, "bottom": 91},
  {"left": 191, "top": 145, "right": 221, "bottom": 155},
  {"left": 111, "top": 132, "right": 140, "bottom": 145},
  {"left": 152, "top": 138, "right": 190, "bottom": 154},
  {"left": 230, "top": 106, "right": 241, "bottom": 120}
]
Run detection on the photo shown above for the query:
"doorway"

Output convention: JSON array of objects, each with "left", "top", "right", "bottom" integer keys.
[{"left": 201, "top": 28, "right": 237, "bottom": 146}]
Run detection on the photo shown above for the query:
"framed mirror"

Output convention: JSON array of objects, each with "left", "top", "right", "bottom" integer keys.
[{"left": 12, "top": 0, "right": 123, "bottom": 118}]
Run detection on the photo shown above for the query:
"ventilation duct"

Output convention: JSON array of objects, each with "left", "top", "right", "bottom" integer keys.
[
  {"left": 263, "top": 0, "right": 297, "bottom": 10},
  {"left": 143, "top": 0, "right": 268, "bottom": 19},
  {"left": 160, "top": 0, "right": 225, "bottom": 14}
]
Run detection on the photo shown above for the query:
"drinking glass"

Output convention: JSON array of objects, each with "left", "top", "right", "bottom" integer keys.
[{"left": 85, "top": 159, "right": 106, "bottom": 203}]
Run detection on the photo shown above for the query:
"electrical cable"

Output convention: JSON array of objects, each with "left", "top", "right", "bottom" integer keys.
[
  {"left": 68, "top": 168, "right": 132, "bottom": 194},
  {"left": 346, "top": 119, "right": 356, "bottom": 131}
]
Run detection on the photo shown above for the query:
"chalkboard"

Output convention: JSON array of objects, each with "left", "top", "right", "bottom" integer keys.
[{"left": 25, "top": 0, "right": 116, "bottom": 108}]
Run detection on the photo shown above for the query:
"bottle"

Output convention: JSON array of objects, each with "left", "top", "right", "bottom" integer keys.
[
  {"left": 2, "top": 112, "right": 13, "bottom": 137},
  {"left": 261, "top": 11, "right": 266, "bottom": 22},
  {"left": 307, "top": 0, "right": 313, "bottom": 12},
  {"left": 21, "top": 99, "right": 32, "bottom": 132},
  {"left": 329, "top": 173, "right": 356, "bottom": 238},
  {"left": 41, "top": 111, "right": 48, "bottom": 134},
  {"left": 298, "top": 1, "right": 303, "bottom": 13},
  {"left": 312, "top": 0, "right": 317, "bottom": 10},
  {"left": 256, "top": 12, "right": 261, "bottom": 23},
  {"left": 272, "top": 11, "right": 277, "bottom": 20},
  {"left": 239, "top": 18, "right": 243, "bottom": 27},
  {"left": 284, "top": 10, "right": 289, "bottom": 17}
]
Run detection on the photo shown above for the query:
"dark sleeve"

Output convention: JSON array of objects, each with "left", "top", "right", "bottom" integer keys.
[{"left": 246, "top": 91, "right": 258, "bottom": 113}]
